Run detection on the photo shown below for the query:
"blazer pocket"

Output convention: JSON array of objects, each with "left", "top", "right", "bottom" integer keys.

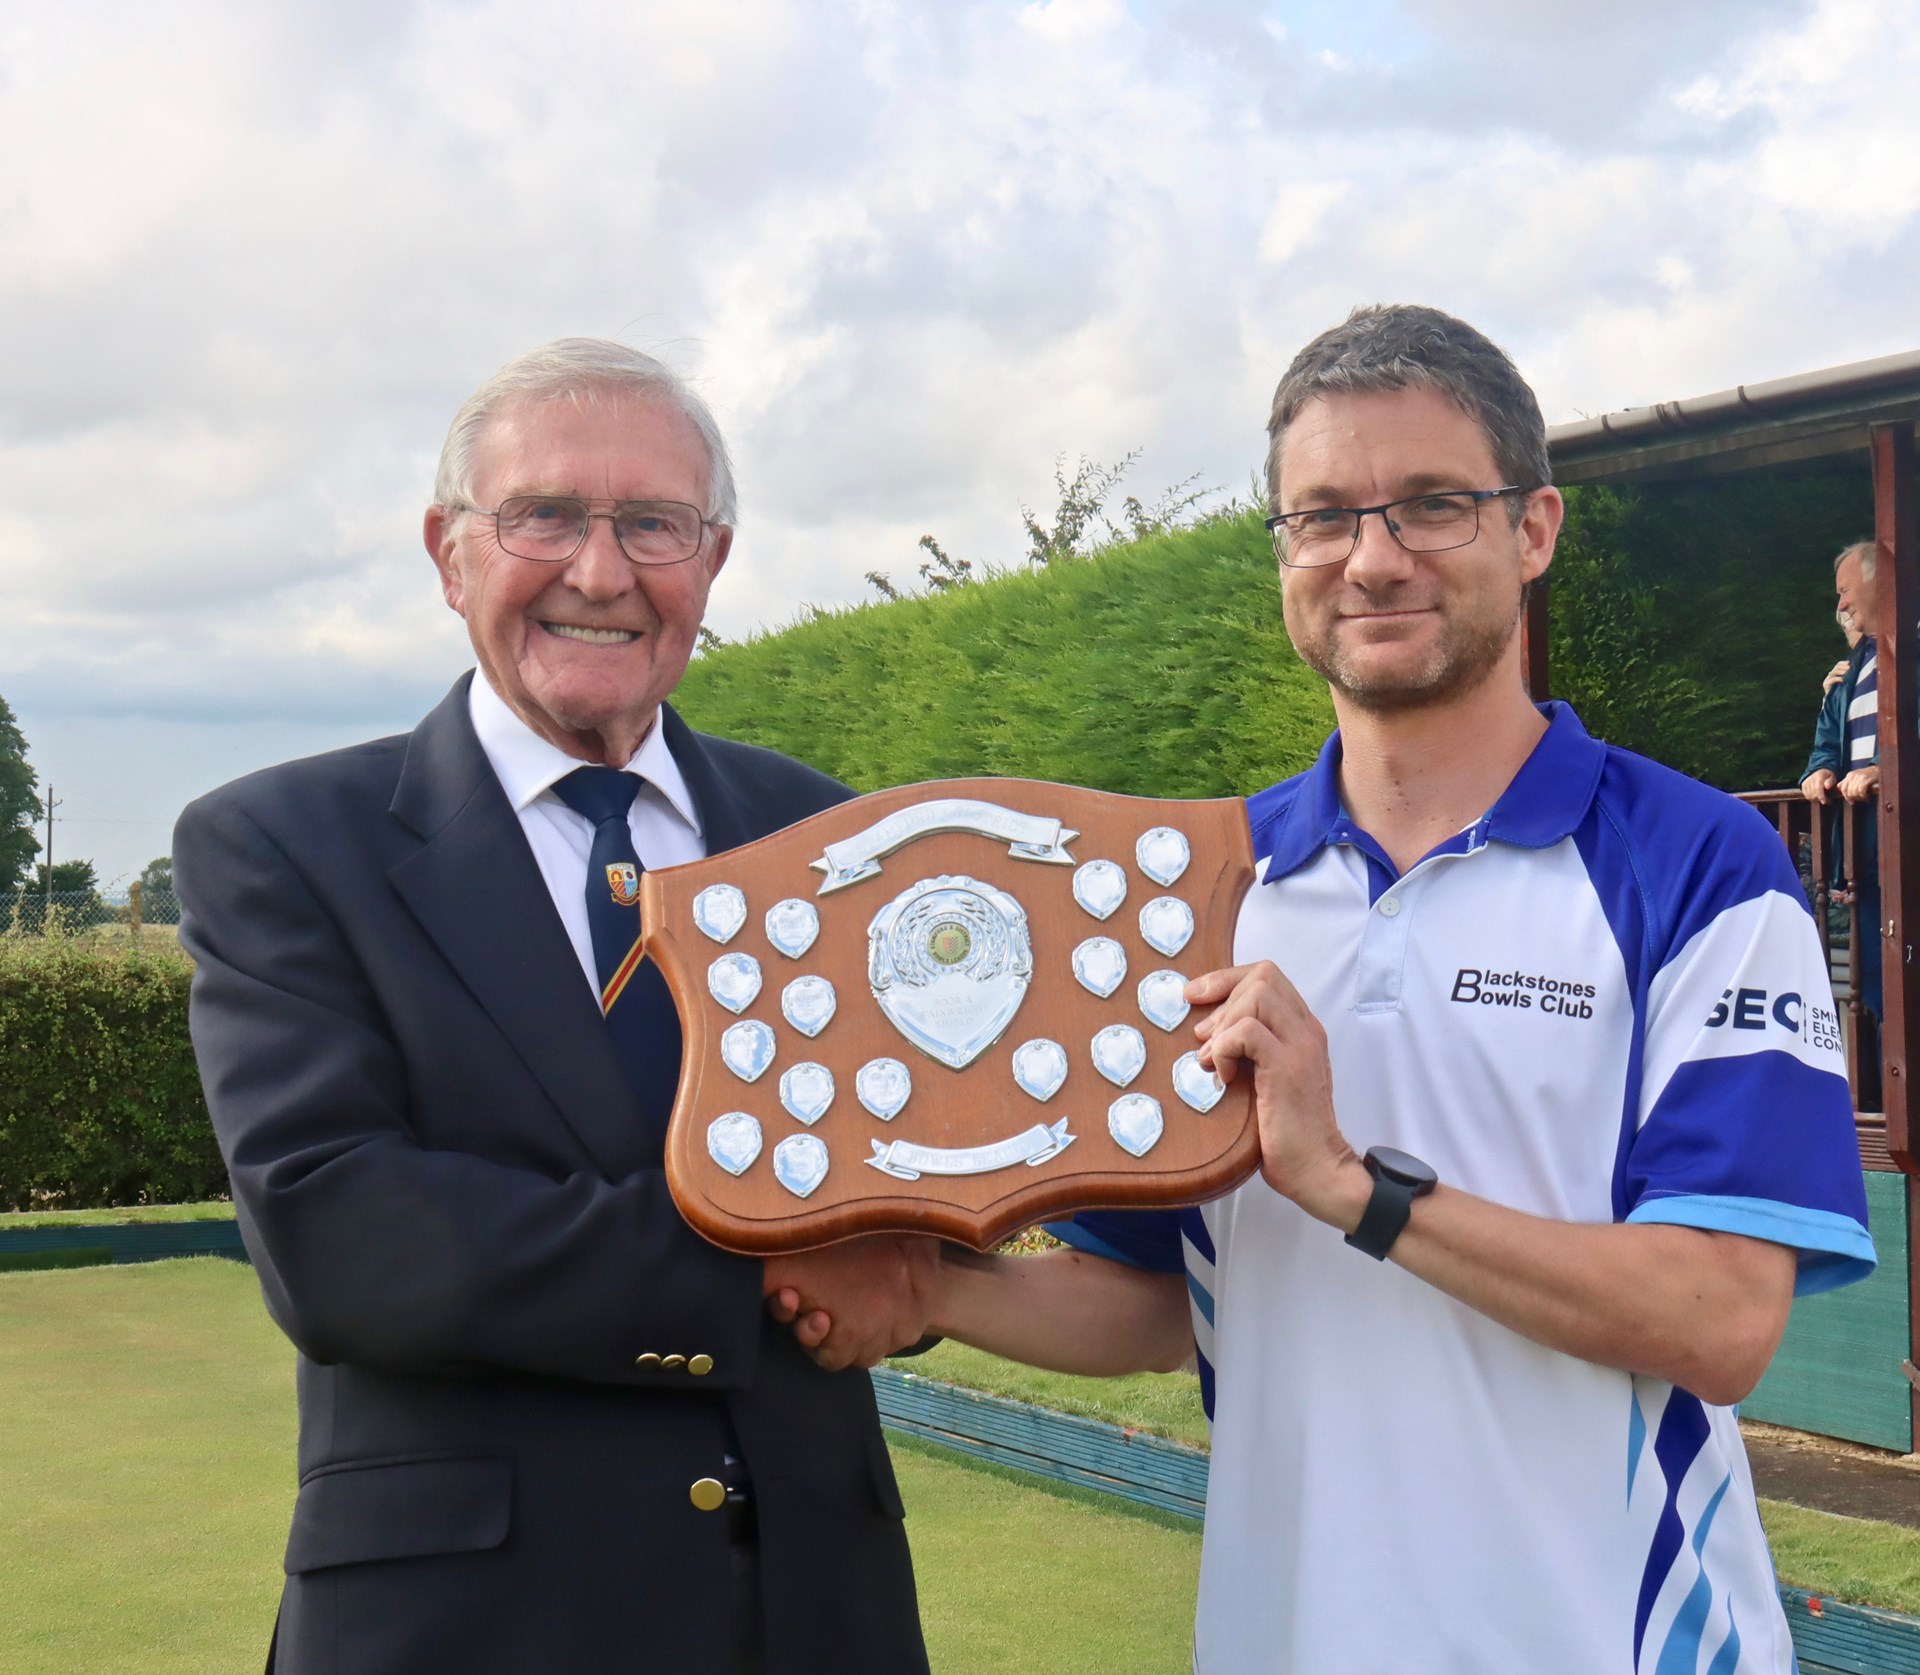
[{"left": 284, "top": 1453, "right": 512, "bottom": 1574}]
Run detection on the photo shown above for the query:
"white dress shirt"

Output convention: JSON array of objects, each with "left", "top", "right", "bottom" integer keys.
[{"left": 468, "top": 672, "right": 707, "bottom": 1000}]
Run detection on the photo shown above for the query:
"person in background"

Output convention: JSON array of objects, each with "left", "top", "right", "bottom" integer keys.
[{"left": 1800, "top": 541, "right": 1880, "bottom": 1022}]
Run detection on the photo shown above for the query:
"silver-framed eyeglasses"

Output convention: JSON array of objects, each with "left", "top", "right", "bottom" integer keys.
[
  {"left": 464, "top": 495, "right": 716, "bottom": 565},
  {"left": 1265, "top": 486, "right": 1530, "bottom": 568}
]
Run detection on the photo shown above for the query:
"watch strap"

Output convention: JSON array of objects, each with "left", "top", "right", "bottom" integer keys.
[{"left": 1345, "top": 1170, "right": 1418, "bottom": 1261}]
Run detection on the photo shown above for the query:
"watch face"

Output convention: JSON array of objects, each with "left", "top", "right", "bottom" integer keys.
[{"left": 1367, "top": 1146, "right": 1437, "bottom": 1191}]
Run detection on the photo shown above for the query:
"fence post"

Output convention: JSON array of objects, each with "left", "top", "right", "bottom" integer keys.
[
  {"left": 1872, "top": 422, "right": 1918, "bottom": 1168},
  {"left": 128, "top": 879, "right": 142, "bottom": 943}
]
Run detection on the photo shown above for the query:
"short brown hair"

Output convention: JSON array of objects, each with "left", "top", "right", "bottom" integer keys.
[{"left": 1265, "top": 304, "right": 1549, "bottom": 515}]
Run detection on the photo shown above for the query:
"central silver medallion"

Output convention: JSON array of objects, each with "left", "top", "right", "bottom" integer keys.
[{"left": 868, "top": 873, "right": 1033, "bottom": 1070}]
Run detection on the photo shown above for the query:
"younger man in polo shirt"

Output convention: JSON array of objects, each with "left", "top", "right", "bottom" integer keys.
[{"left": 775, "top": 305, "right": 1875, "bottom": 1674}]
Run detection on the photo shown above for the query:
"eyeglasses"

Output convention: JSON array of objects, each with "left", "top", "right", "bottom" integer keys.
[
  {"left": 461, "top": 495, "right": 716, "bottom": 565},
  {"left": 1265, "top": 486, "right": 1530, "bottom": 568}
]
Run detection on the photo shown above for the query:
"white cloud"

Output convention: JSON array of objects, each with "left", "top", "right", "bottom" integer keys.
[
  {"left": 1258, "top": 183, "right": 1350, "bottom": 267},
  {"left": 2, "top": 0, "right": 1917, "bottom": 882}
]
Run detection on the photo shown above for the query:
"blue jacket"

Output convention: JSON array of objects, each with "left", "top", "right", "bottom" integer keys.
[{"left": 1804, "top": 636, "right": 1876, "bottom": 783}]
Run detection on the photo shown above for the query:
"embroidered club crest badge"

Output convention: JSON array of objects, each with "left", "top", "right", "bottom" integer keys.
[{"left": 606, "top": 862, "right": 641, "bottom": 907}]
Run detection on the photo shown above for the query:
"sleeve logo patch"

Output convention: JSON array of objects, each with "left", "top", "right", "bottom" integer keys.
[
  {"left": 1704, "top": 986, "right": 1844, "bottom": 1054},
  {"left": 1451, "top": 968, "right": 1597, "bottom": 1019}
]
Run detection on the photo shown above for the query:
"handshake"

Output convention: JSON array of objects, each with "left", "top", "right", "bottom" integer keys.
[{"left": 762, "top": 1234, "right": 945, "bottom": 1372}]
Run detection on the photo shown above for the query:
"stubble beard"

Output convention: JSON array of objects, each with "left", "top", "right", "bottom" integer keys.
[{"left": 1291, "top": 586, "right": 1525, "bottom": 716}]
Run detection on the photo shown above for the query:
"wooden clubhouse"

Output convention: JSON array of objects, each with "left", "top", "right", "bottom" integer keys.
[{"left": 1538, "top": 350, "right": 1920, "bottom": 1451}]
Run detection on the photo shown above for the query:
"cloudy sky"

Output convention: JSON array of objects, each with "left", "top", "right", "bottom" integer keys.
[{"left": 5, "top": 0, "right": 1918, "bottom": 887}]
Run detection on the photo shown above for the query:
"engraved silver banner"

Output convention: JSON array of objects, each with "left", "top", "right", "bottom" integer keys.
[
  {"left": 865, "top": 1119, "right": 1075, "bottom": 1181},
  {"left": 812, "top": 799, "right": 1079, "bottom": 894}
]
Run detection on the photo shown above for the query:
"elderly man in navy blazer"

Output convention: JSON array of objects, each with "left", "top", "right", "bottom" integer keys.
[{"left": 175, "top": 340, "right": 933, "bottom": 1675}]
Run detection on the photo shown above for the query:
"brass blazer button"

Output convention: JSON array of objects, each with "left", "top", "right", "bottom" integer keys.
[
  {"left": 661, "top": 1354, "right": 687, "bottom": 1371},
  {"left": 634, "top": 1353, "right": 662, "bottom": 1369},
  {"left": 689, "top": 1477, "right": 726, "bottom": 1513},
  {"left": 687, "top": 1354, "right": 714, "bottom": 1376}
]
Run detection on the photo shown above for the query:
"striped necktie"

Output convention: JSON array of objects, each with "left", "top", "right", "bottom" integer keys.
[{"left": 551, "top": 766, "right": 683, "bottom": 1133}]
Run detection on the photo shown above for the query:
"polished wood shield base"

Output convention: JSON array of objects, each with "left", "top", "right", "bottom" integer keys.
[{"left": 648, "top": 778, "right": 1259, "bottom": 1253}]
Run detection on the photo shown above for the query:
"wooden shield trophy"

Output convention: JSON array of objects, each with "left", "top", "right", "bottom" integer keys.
[{"left": 647, "top": 779, "right": 1259, "bottom": 1253}]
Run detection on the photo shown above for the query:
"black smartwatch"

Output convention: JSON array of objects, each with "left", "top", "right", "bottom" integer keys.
[{"left": 1344, "top": 1146, "right": 1438, "bottom": 1261}]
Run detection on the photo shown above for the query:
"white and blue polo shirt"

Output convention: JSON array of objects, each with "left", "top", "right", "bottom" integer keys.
[{"left": 1058, "top": 703, "right": 1874, "bottom": 1675}]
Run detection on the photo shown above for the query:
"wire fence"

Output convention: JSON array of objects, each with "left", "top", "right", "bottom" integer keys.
[{"left": 2, "top": 887, "right": 181, "bottom": 937}]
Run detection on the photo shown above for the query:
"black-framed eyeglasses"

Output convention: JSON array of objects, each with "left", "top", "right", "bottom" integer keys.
[
  {"left": 1265, "top": 486, "right": 1531, "bottom": 568},
  {"left": 458, "top": 495, "right": 717, "bottom": 566}
]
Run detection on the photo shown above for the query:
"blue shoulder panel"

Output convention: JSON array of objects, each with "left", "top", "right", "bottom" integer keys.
[
  {"left": 1045, "top": 1210, "right": 1187, "bottom": 1274},
  {"left": 1592, "top": 748, "right": 1814, "bottom": 970}
]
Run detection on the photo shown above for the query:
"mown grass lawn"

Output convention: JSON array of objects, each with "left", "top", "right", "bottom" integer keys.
[
  {"left": 894, "top": 1338, "right": 1210, "bottom": 1447},
  {"left": 9, "top": 1254, "right": 1920, "bottom": 1675},
  {"left": 0, "top": 1260, "right": 1197, "bottom": 1675},
  {"left": 0, "top": 1200, "right": 236, "bottom": 1229}
]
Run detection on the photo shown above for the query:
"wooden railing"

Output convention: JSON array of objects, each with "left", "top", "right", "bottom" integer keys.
[{"left": 1738, "top": 790, "right": 1890, "bottom": 1167}]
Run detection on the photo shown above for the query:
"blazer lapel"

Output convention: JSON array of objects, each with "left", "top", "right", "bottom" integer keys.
[
  {"left": 661, "top": 704, "right": 758, "bottom": 856},
  {"left": 386, "top": 677, "right": 648, "bottom": 1177}
]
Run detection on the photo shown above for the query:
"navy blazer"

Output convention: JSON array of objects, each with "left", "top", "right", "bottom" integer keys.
[{"left": 175, "top": 675, "right": 928, "bottom": 1675}]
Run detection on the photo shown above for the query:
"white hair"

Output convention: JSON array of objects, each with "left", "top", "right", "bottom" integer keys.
[
  {"left": 1835, "top": 539, "right": 1876, "bottom": 580},
  {"left": 432, "top": 338, "right": 738, "bottom": 525}
]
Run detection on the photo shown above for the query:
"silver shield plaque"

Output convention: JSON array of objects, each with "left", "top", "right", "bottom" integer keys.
[
  {"left": 764, "top": 897, "right": 821, "bottom": 960},
  {"left": 1108, "top": 1092, "right": 1165, "bottom": 1157},
  {"left": 706, "top": 1112, "right": 763, "bottom": 1176},
  {"left": 1137, "top": 969, "right": 1191, "bottom": 1033},
  {"left": 778, "top": 1062, "right": 835, "bottom": 1125},
  {"left": 780, "top": 975, "right": 837, "bottom": 1038},
  {"left": 1071, "top": 859, "right": 1127, "bottom": 921},
  {"left": 1071, "top": 936, "right": 1127, "bottom": 999},
  {"left": 707, "top": 953, "right": 762, "bottom": 1015},
  {"left": 1139, "top": 896, "right": 1195, "bottom": 958},
  {"left": 856, "top": 1057, "right": 912, "bottom": 1120},
  {"left": 1011, "top": 1038, "right": 1069, "bottom": 1102},
  {"left": 693, "top": 884, "right": 749, "bottom": 944},
  {"left": 1135, "top": 827, "right": 1191, "bottom": 887},
  {"left": 773, "top": 1134, "right": 830, "bottom": 1198},
  {"left": 868, "top": 874, "right": 1033, "bottom": 1069},
  {"left": 1172, "top": 1051, "right": 1226, "bottom": 1112}
]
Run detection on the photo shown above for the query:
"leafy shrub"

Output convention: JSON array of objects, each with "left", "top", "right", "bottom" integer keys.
[
  {"left": 679, "top": 508, "right": 1335, "bottom": 797},
  {"left": 0, "top": 937, "right": 221, "bottom": 1212},
  {"left": 693, "top": 473, "right": 1865, "bottom": 803},
  {"left": 1552, "top": 473, "right": 1870, "bottom": 789},
  {"left": 0, "top": 474, "right": 1865, "bottom": 1207}
]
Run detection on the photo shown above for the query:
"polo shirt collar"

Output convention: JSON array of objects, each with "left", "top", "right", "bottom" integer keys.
[
  {"left": 468, "top": 670, "right": 704, "bottom": 837},
  {"left": 1259, "top": 701, "right": 1605, "bottom": 883}
]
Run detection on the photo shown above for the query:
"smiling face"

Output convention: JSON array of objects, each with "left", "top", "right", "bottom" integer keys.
[
  {"left": 1836, "top": 550, "right": 1878, "bottom": 638},
  {"left": 425, "top": 392, "right": 731, "bottom": 765},
  {"left": 1274, "top": 384, "right": 1559, "bottom": 714}
]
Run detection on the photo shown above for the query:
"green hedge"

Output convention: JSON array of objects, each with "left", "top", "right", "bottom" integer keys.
[
  {"left": 677, "top": 510, "right": 1336, "bottom": 796},
  {"left": 0, "top": 480, "right": 1867, "bottom": 1208},
  {"left": 0, "top": 939, "right": 221, "bottom": 1212},
  {"left": 1546, "top": 472, "right": 1870, "bottom": 790},
  {"left": 0, "top": 1245, "right": 112, "bottom": 1271},
  {"left": 681, "top": 482, "right": 1866, "bottom": 797}
]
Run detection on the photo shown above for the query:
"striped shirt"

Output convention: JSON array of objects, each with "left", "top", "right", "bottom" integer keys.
[{"left": 1848, "top": 637, "right": 1878, "bottom": 765}]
